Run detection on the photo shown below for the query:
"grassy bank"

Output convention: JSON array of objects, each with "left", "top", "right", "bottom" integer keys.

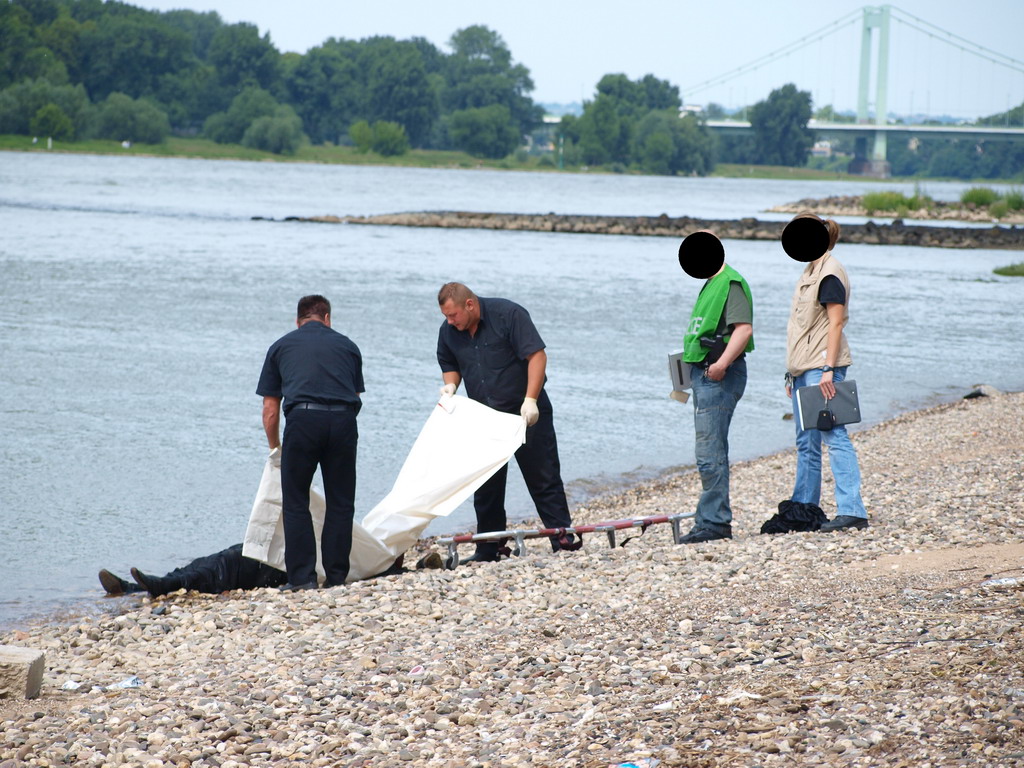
[
  {"left": 6, "top": 135, "right": 1023, "bottom": 184},
  {"left": 0, "top": 134, "right": 555, "bottom": 171},
  {"left": 0, "top": 134, "right": 889, "bottom": 181}
]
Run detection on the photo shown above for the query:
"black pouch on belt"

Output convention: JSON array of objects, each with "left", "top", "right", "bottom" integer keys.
[
  {"left": 699, "top": 334, "right": 727, "bottom": 366},
  {"left": 816, "top": 409, "right": 835, "bottom": 431}
]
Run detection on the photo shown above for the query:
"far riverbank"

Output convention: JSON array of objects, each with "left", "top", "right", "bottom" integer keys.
[{"left": 5, "top": 135, "right": 1024, "bottom": 186}]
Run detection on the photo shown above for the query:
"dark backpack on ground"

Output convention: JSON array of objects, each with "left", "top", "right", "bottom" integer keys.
[{"left": 760, "top": 500, "right": 828, "bottom": 534}]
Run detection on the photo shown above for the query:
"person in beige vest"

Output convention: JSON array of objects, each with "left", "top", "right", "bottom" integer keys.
[{"left": 782, "top": 213, "right": 868, "bottom": 532}]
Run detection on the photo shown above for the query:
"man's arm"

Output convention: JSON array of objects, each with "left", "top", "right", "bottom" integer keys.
[
  {"left": 706, "top": 323, "right": 752, "bottom": 382},
  {"left": 262, "top": 396, "right": 282, "bottom": 450},
  {"left": 519, "top": 349, "right": 547, "bottom": 426},
  {"left": 524, "top": 348, "right": 546, "bottom": 400}
]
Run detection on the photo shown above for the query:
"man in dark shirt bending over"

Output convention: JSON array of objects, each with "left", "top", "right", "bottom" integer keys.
[
  {"left": 436, "top": 282, "right": 578, "bottom": 562},
  {"left": 257, "top": 295, "right": 364, "bottom": 590}
]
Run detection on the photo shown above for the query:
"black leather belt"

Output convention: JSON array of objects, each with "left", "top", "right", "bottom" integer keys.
[{"left": 292, "top": 402, "right": 355, "bottom": 411}]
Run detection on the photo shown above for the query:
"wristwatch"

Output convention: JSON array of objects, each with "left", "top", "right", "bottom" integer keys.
[{"left": 821, "top": 365, "right": 834, "bottom": 373}]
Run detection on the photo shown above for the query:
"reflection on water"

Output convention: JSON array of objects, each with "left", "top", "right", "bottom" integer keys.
[{"left": 2, "top": 151, "right": 1022, "bottom": 629}]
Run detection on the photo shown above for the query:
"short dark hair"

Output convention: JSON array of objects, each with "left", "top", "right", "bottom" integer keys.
[
  {"left": 437, "top": 282, "right": 477, "bottom": 306},
  {"left": 297, "top": 295, "right": 331, "bottom": 320}
]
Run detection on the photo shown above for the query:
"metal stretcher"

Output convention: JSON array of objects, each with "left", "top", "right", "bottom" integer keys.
[{"left": 438, "top": 512, "right": 696, "bottom": 569}]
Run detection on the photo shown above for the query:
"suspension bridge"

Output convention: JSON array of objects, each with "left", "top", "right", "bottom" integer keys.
[{"left": 683, "top": 5, "right": 1024, "bottom": 177}]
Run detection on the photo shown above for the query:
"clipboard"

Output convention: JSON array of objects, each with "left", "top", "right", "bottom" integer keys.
[
  {"left": 796, "top": 379, "right": 861, "bottom": 431},
  {"left": 668, "top": 349, "right": 692, "bottom": 403}
]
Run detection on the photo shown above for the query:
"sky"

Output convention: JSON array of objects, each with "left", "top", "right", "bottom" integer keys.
[{"left": 139, "top": 0, "right": 1024, "bottom": 120}]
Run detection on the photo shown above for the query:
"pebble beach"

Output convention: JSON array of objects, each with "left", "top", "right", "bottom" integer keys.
[{"left": 2, "top": 391, "right": 1023, "bottom": 768}]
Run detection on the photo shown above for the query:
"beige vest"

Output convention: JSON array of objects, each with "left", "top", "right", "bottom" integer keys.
[{"left": 786, "top": 252, "right": 853, "bottom": 376}]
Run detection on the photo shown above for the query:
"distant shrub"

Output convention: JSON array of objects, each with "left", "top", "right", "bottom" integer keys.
[
  {"left": 242, "top": 106, "right": 305, "bottom": 155},
  {"left": 908, "top": 183, "right": 934, "bottom": 210},
  {"left": 989, "top": 201, "right": 1010, "bottom": 219},
  {"left": 961, "top": 186, "right": 999, "bottom": 206},
  {"left": 862, "top": 191, "right": 909, "bottom": 214},
  {"left": 537, "top": 154, "right": 556, "bottom": 168},
  {"left": 29, "top": 103, "right": 74, "bottom": 140},
  {"left": 370, "top": 121, "right": 409, "bottom": 157},
  {"left": 349, "top": 120, "right": 372, "bottom": 153},
  {"left": 93, "top": 93, "right": 170, "bottom": 144},
  {"left": 994, "top": 262, "right": 1024, "bottom": 277},
  {"left": 1004, "top": 189, "right": 1024, "bottom": 211},
  {"left": 514, "top": 148, "right": 529, "bottom": 163}
]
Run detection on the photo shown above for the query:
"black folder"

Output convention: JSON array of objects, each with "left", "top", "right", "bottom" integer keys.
[{"left": 796, "top": 379, "right": 861, "bottom": 431}]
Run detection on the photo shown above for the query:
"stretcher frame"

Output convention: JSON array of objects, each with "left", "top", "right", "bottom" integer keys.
[{"left": 438, "top": 512, "right": 696, "bottom": 569}]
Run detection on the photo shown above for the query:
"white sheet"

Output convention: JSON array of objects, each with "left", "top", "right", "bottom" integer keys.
[{"left": 242, "top": 395, "right": 525, "bottom": 583}]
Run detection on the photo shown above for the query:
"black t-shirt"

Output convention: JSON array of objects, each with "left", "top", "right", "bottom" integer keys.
[
  {"left": 818, "top": 275, "right": 846, "bottom": 306},
  {"left": 257, "top": 321, "right": 364, "bottom": 415},
  {"left": 437, "top": 297, "right": 545, "bottom": 412}
]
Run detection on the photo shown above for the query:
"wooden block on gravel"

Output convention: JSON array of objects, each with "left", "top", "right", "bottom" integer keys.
[{"left": 0, "top": 645, "right": 45, "bottom": 699}]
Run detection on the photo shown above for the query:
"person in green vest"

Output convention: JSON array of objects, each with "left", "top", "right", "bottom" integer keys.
[{"left": 677, "top": 231, "right": 755, "bottom": 543}]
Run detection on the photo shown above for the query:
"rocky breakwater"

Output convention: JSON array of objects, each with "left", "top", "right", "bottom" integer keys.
[
  {"left": 1, "top": 391, "right": 1023, "bottom": 767},
  {"left": 313, "top": 211, "right": 1024, "bottom": 250}
]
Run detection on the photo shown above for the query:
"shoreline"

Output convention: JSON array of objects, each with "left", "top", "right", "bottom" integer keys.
[
  {"left": 2, "top": 391, "right": 1022, "bottom": 766},
  {"left": 0, "top": 387, "right": 977, "bottom": 635},
  {"left": 280, "top": 211, "right": 1024, "bottom": 250}
]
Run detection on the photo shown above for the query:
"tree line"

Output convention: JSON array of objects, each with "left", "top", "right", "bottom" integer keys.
[
  {"left": 2, "top": 0, "right": 1021, "bottom": 179},
  {"left": 0, "top": 0, "right": 543, "bottom": 158}
]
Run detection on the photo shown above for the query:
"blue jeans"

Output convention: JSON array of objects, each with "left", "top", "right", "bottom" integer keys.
[
  {"left": 790, "top": 366, "right": 867, "bottom": 519},
  {"left": 690, "top": 358, "right": 746, "bottom": 531}
]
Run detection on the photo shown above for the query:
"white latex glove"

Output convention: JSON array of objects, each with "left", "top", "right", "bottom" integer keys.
[
  {"left": 439, "top": 382, "right": 457, "bottom": 398},
  {"left": 520, "top": 397, "right": 539, "bottom": 427}
]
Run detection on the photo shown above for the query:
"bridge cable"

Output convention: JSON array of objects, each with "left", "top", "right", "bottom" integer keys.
[
  {"left": 889, "top": 6, "right": 1024, "bottom": 74},
  {"left": 682, "top": 8, "right": 862, "bottom": 96}
]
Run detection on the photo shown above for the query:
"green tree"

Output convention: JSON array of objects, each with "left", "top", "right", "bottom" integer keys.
[
  {"left": 206, "top": 22, "right": 280, "bottom": 92},
  {"left": 0, "top": 78, "right": 90, "bottom": 135},
  {"left": 241, "top": 104, "right": 305, "bottom": 154},
  {"left": 447, "top": 104, "right": 520, "bottom": 158},
  {"left": 349, "top": 119, "right": 372, "bottom": 152},
  {"left": 576, "top": 95, "right": 622, "bottom": 165},
  {"left": 29, "top": 101, "right": 73, "bottom": 139},
  {"left": 358, "top": 37, "right": 437, "bottom": 147},
  {"left": 162, "top": 8, "right": 224, "bottom": 61},
  {"left": 92, "top": 92, "right": 170, "bottom": 143},
  {"left": 370, "top": 120, "right": 409, "bottom": 156},
  {"left": 704, "top": 102, "right": 727, "bottom": 119},
  {"left": 632, "top": 110, "right": 714, "bottom": 175},
  {"left": 285, "top": 39, "right": 361, "bottom": 145},
  {"left": 749, "top": 83, "right": 814, "bottom": 166},
  {"left": 443, "top": 25, "right": 541, "bottom": 140},
  {"left": 203, "top": 85, "right": 277, "bottom": 143},
  {"left": 573, "top": 73, "right": 682, "bottom": 166},
  {"left": 78, "top": 11, "right": 194, "bottom": 101}
]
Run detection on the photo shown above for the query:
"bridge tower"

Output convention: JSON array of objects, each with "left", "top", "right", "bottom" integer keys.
[{"left": 850, "top": 5, "right": 892, "bottom": 177}]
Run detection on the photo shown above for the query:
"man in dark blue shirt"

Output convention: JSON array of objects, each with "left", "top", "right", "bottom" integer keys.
[
  {"left": 257, "top": 295, "right": 363, "bottom": 590},
  {"left": 436, "top": 282, "right": 576, "bottom": 562}
]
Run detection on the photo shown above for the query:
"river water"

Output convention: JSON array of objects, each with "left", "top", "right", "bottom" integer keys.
[{"left": 2, "top": 151, "right": 1022, "bottom": 629}]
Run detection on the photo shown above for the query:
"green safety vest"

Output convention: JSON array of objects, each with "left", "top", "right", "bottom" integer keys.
[{"left": 683, "top": 265, "right": 755, "bottom": 363}]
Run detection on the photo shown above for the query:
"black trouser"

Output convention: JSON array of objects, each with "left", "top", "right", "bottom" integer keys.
[
  {"left": 281, "top": 408, "right": 358, "bottom": 586},
  {"left": 165, "top": 544, "right": 286, "bottom": 593},
  {"left": 473, "top": 393, "right": 572, "bottom": 551}
]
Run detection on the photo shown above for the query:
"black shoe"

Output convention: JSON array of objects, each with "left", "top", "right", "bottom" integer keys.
[
  {"left": 461, "top": 548, "right": 501, "bottom": 564},
  {"left": 278, "top": 581, "right": 318, "bottom": 592},
  {"left": 98, "top": 569, "right": 142, "bottom": 596},
  {"left": 679, "top": 526, "right": 732, "bottom": 544},
  {"left": 130, "top": 567, "right": 176, "bottom": 597},
  {"left": 819, "top": 515, "right": 869, "bottom": 532}
]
